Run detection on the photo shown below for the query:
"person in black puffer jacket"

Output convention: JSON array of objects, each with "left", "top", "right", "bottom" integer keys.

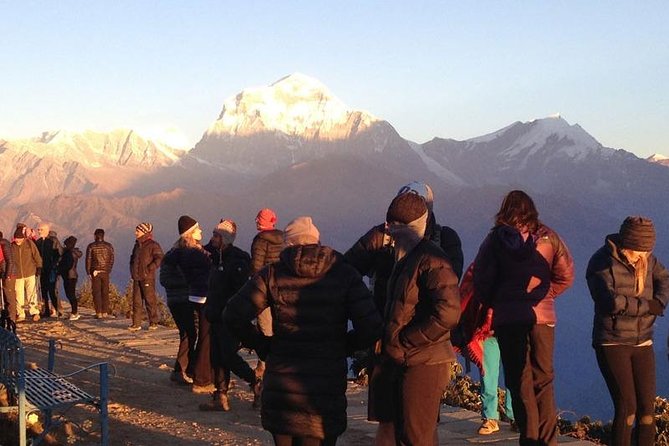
[
  {"left": 85, "top": 228, "right": 115, "bottom": 318},
  {"left": 250, "top": 208, "right": 284, "bottom": 387},
  {"left": 171, "top": 215, "right": 214, "bottom": 392},
  {"left": 251, "top": 208, "right": 284, "bottom": 275},
  {"left": 223, "top": 216, "right": 382, "bottom": 446},
  {"left": 160, "top": 247, "right": 196, "bottom": 386},
  {"left": 373, "top": 193, "right": 461, "bottom": 446},
  {"left": 587, "top": 216, "right": 669, "bottom": 446},
  {"left": 199, "top": 220, "right": 258, "bottom": 412},
  {"left": 129, "top": 223, "right": 164, "bottom": 330}
]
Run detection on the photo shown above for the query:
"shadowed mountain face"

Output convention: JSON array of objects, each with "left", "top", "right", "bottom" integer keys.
[{"left": 2, "top": 75, "right": 669, "bottom": 419}]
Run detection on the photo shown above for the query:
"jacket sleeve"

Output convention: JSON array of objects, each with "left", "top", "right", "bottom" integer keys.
[
  {"left": 586, "top": 251, "right": 650, "bottom": 316},
  {"left": 223, "top": 270, "right": 271, "bottom": 355},
  {"left": 440, "top": 226, "right": 464, "bottom": 281},
  {"left": 344, "top": 269, "right": 383, "bottom": 354},
  {"left": 109, "top": 243, "right": 115, "bottom": 271},
  {"left": 651, "top": 256, "right": 669, "bottom": 309},
  {"left": 250, "top": 237, "right": 266, "bottom": 275},
  {"left": 343, "top": 225, "right": 385, "bottom": 277},
  {"left": 399, "top": 258, "right": 461, "bottom": 350},
  {"left": 85, "top": 244, "right": 92, "bottom": 274},
  {"left": 472, "top": 234, "right": 497, "bottom": 307},
  {"left": 148, "top": 242, "right": 164, "bottom": 273},
  {"left": 547, "top": 231, "right": 575, "bottom": 299}
]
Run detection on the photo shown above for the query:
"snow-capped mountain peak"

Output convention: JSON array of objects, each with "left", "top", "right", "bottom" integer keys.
[
  {"left": 648, "top": 153, "right": 668, "bottom": 162},
  {"left": 205, "top": 73, "right": 379, "bottom": 139},
  {"left": 499, "top": 115, "right": 604, "bottom": 161},
  {"left": 647, "top": 153, "right": 669, "bottom": 167}
]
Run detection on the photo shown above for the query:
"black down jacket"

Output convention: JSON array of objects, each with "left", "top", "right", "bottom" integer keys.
[
  {"left": 383, "top": 239, "right": 461, "bottom": 367},
  {"left": 223, "top": 244, "right": 382, "bottom": 440},
  {"left": 587, "top": 234, "right": 669, "bottom": 346},
  {"left": 250, "top": 229, "right": 284, "bottom": 275}
]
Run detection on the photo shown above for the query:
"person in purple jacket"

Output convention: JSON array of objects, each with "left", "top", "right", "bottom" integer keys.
[{"left": 473, "top": 190, "right": 574, "bottom": 446}]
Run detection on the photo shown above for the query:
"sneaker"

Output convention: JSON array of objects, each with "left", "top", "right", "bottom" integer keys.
[
  {"left": 128, "top": 325, "right": 142, "bottom": 332},
  {"left": 102, "top": 313, "right": 116, "bottom": 319},
  {"left": 148, "top": 324, "right": 158, "bottom": 330},
  {"left": 69, "top": 314, "right": 81, "bottom": 321},
  {"left": 478, "top": 419, "right": 500, "bottom": 435},
  {"left": 32, "top": 314, "right": 41, "bottom": 322}
]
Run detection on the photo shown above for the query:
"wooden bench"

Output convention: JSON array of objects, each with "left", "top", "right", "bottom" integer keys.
[{"left": 0, "top": 327, "right": 109, "bottom": 446}]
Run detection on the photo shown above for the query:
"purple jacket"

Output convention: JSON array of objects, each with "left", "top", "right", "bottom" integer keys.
[{"left": 473, "top": 224, "right": 574, "bottom": 326}]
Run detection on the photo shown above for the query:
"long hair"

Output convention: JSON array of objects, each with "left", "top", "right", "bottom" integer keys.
[
  {"left": 620, "top": 249, "right": 649, "bottom": 296},
  {"left": 495, "top": 190, "right": 540, "bottom": 233},
  {"left": 173, "top": 231, "right": 201, "bottom": 250}
]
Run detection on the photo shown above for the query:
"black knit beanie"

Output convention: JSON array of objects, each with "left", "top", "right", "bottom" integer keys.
[
  {"left": 64, "top": 236, "right": 77, "bottom": 248},
  {"left": 13, "top": 227, "right": 25, "bottom": 239},
  {"left": 178, "top": 215, "right": 198, "bottom": 236},
  {"left": 619, "top": 216, "right": 656, "bottom": 251},
  {"left": 386, "top": 192, "right": 427, "bottom": 225}
]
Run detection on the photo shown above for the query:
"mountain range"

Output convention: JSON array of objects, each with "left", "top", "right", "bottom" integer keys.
[{"left": 2, "top": 72, "right": 669, "bottom": 419}]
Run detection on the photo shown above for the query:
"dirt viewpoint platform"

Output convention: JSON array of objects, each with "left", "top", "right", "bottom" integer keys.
[{"left": 12, "top": 309, "right": 594, "bottom": 445}]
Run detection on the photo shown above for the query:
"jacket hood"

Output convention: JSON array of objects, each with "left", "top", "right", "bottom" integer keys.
[
  {"left": 492, "top": 224, "right": 536, "bottom": 261},
  {"left": 279, "top": 244, "right": 339, "bottom": 278},
  {"left": 258, "top": 229, "right": 284, "bottom": 245}
]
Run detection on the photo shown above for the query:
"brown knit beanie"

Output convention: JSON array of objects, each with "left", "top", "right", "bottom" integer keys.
[
  {"left": 386, "top": 192, "right": 428, "bottom": 224},
  {"left": 619, "top": 216, "right": 656, "bottom": 251}
]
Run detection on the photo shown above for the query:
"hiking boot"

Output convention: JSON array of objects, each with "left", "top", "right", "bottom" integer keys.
[
  {"left": 251, "top": 377, "right": 262, "bottom": 410},
  {"left": 148, "top": 324, "right": 158, "bottom": 330},
  {"left": 69, "top": 314, "right": 81, "bottom": 321},
  {"left": 128, "top": 324, "right": 142, "bottom": 332},
  {"left": 199, "top": 391, "right": 230, "bottom": 411},
  {"left": 478, "top": 419, "right": 500, "bottom": 435},
  {"left": 102, "top": 313, "right": 116, "bottom": 319},
  {"left": 191, "top": 383, "right": 216, "bottom": 394},
  {"left": 95, "top": 313, "right": 103, "bottom": 319}
]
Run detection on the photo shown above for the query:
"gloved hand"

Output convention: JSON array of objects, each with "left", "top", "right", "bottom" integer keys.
[{"left": 648, "top": 299, "right": 664, "bottom": 316}]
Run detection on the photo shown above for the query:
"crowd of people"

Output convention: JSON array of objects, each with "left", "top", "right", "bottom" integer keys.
[{"left": 1, "top": 183, "right": 668, "bottom": 446}]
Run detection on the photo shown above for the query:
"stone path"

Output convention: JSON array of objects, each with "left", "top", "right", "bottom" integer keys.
[{"left": 19, "top": 308, "right": 595, "bottom": 445}]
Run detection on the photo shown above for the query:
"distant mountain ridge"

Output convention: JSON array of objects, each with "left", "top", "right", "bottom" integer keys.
[{"left": 2, "top": 73, "right": 669, "bottom": 419}]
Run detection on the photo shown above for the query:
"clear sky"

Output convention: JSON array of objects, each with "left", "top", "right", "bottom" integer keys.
[{"left": 2, "top": 1, "right": 668, "bottom": 156}]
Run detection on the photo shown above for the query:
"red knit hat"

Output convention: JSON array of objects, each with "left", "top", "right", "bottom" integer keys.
[{"left": 256, "top": 208, "right": 277, "bottom": 231}]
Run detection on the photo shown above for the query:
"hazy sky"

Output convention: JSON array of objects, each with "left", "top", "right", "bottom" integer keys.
[{"left": 2, "top": 1, "right": 667, "bottom": 156}]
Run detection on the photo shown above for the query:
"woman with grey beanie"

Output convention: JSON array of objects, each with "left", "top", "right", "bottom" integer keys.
[{"left": 586, "top": 216, "right": 669, "bottom": 446}]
